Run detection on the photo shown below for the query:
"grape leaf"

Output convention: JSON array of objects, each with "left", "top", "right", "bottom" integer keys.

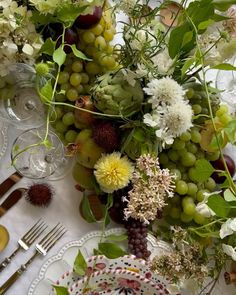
[
  {"left": 98, "top": 243, "right": 127, "bottom": 259},
  {"left": 73, "top": 250, "right": 87, "bottom": 276},
  {"left": 207, "top": 194, "right": 231, "bottom": 217},
  {"left": 80, "top": 194, "right": 97, "bottom": 223},
  {"left": 40, "top": 38, "right": 55, "bottom": 56},
  {"left": 224, "top": 189, "right": 236, "bottom": 202},
  {"left": 39, "top": 80, "right": 53, "bottom": 103},
  {"left": 106, "top": 234, "right": 128, "bottom": 242},
  {"left": 57, "top": 5, "right": 88, "bottom": 24},
  {"left": 190, "top": 159, "right": 215, "bottom": 182},
  {"left": 53, "top": 46, "right": 66, "bottom": 67},
  {"left": 53, "top": 286, "right": 69, "bottom": 295},
  {"left": 70, "top": 45, "right": 92, "bottom": 61},
  {"left": 211, "top": 63, "right": 236, "bottom": 71}
]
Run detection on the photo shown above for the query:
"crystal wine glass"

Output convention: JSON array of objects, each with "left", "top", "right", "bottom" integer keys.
[
  {"left": 11, "top": 128, "right": 72, "bottom": 180},
  {"left": 0, "top": 63, "right": 46, "bottom": 129}
]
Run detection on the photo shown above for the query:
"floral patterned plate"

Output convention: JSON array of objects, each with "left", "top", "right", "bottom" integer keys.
[
  {"left": 56, "top": 255, "right": 170, "bottom": 293},
  {"left": 69, "top": 269, "right": 169, "bottom": 295}
]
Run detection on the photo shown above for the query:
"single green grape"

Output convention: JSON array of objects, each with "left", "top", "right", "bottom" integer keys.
[
  {"left": 183, "top": 202, "right": 196, "bottom": 215},
  {"left": 192, "top": 104, "right": 202, "bottom": 115},
  {"left": 71, "top": 61, "right": 83, "bottom": 73},
  {"left": 85, "top": 62, "right": 100, "bottom": 75},
  {"left": 193, "top": 212, "right": 206, "bottom": 225},
  {"left": 171, "top": 169, "right": 181, "bottom": 181},
  {"left": 66, "top": 88, "right": 78, "bottom": 101},
  {"left": 180, "top": 131, "right": 191, "bottom": 142},
  {"left": 182, "top": 196, "right": 194, "bottom": 207},
  {"left": 70, "top": 73, "right": 82, "bottom": 87},
  {"left": 62, "top": 112, "right": 75, "bottom": 126},
  {"left": 168, "top": 150, "right": 179, "bottom": 162},
  {"left": 58, "top": 72, "right": 70, "bottom": 84},
  {"left": 65, "top": 130, "right": 77, "bottom": 143},
  {"left": 204, "top": 177, "right": 216, "bottom": 191},
  {"left": 191, "top": 129, "right": 201, "bottom": 143},
  {"left": 181, "top": 152, "right": 196, "bottom": 167},
  {"left": 181, "top": 212, "right": 193, "bottom": 223},
  {"left": 187, "top": 182, "right": 198, "bottom": 195},
  {"left": 219, "top": 113, "right": 231, "bottom": 125},
  {"left": 103, "top": 29, "right": 114, "bottom": 41},
  {"left": 76, "top": 84, "right": 84, "bottom": 94},
  {"left": 172, "top": 139, "right": 185, "bottom": 150},
  {"left": 206, "top": 151, "right": 220, "bottom": 161},
  {"left": 55, "top": 120, "right": 67, "bottom": 133},
  {"left": 175, "top": 180, "right": 188, "bottom": 195},
  {"left": 82, "top": 31, "right": 95, "bottom": 44},
  {"left": 171, "top": 194, "right": 181, "bottom": 204},
  {"left": 216, "top": 104, "right": 228, "bottom": 117},
  {"left": 196, "top": 189, "right": 209, "bottom": 202},
  {"left": 80, "top": 73, "right": 90, "bottom": 84},
  {"left": 186, "top": 142, "right": 198, "bottom": 154},
  {"left": 94, "top": 36, "right": 107, "bottom": 50},
  {"left": 91, "top": 24, "right": 103, "bottom": 35}
]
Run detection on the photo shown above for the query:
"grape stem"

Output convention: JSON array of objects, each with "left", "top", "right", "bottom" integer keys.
[{"left": 184, "top": 12, "right": 236, "bottom": 195}]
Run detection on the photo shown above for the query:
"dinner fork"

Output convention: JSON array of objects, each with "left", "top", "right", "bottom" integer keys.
[
  {"left": 0, "top": 219, "right": 47, "bottom": 273},
  {"left": 0, "top": 223, "right": 66, "bottom": 295}
]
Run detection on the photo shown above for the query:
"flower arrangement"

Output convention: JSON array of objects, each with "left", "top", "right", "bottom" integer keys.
[{"left": 2, "top": 0, "right": 236, "bottom": 294}]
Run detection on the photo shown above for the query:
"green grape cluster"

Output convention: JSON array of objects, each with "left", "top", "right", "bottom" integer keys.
[
  {"left": 159, "top": 127, "right": 220, "bottom": 225},
  {"left": 51, "top": 10, "right": 117, "bottom": 146},
  {"left": 185, "top": 81, "right": 220, "bottom": 124}
]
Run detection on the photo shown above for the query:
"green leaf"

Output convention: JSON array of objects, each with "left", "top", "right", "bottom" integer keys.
[
  {"left": 39, "top": 80, "right": 53, "bottom": 103},
  {"left": 181, "top": 58, "right": 195, "bottom": 78},
  {"left": 224, "top": 119, "right": 236, "bottom": 143},
  {"left": 209, "top": 132, "right": 225, "bottom": 150},
  {"left": 211, "top": 63, "right": 236, "bottom": 71},
  {"left": 168, "top": 24, "right": 190, "bottom": 58},
  {"left": 70, "top": 44, "right": 92, "bottom": 61},
  {"left": 57, "top": 5, "right": 88, "bottom": 24},
  {"left": 40, "top": 38, "right": 55, "bottom": 56},
  {"left": 213, "top": 0, "right": 236, "bottom": 11},
  {"left": 80, "top": 194, "right": 97, "bottom": 223},
  {"left": 106, "top": 234, "right": 128, "bottom": 242},
  {"left": 98, "top": 243, "right": 127, "bottom": 259},
  {"left": 224, "top": 189, "right": 236, "bottom": 202},
  {"left": 53, "top": 286, "right": 69, "bottom": 295},
  {"left": 191, "top": 159, "right": 215, "bottom": 182},
  {"left": 198, "top": 19, "right": 215, "bottom": 30},
  {"left": 207, "top": 194, "right": 231, "bottom": 217},
  {"left": 73, "top": 250, "right": 87, "bottom": 276},
  {"left": 182, "top": 31, "right": 193, "bottom": 47},
  {"left": 53, "top": 46, "right": 66, "bottom": 67},
  {"left": 31, "top": 11, "right": 57, "bottom": 25}
]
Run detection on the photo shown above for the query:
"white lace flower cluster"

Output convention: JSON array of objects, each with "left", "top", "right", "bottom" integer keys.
[
  {"left": 143, "top": 77, "right": 193, "bottom": 146},
  {"left": 0, "top": 1, "right": 43, "bottom": 76},
  {"left": 123, "top": 154, "right": 175, "bottom": 224}
]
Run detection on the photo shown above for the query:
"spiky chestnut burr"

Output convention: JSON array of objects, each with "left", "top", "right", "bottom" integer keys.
[
  {"left": 92, "top": 120, "right": 120, "bottom": 152},
  {"left": 25, "top": 183, "right": 54, "bottom": 207}
]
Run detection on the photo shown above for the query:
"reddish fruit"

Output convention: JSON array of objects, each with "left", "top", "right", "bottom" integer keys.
[
  {"left": 92, "top": 121, "right": 120, "bottom": 152},
  {"left": 74, "top": 6, "right": 103, "bottom": 29},
  {"left": 211, "top": 154, "right": 236, "bottom": 183},
  {"left": 56, "top": 28, "right": 78, "bottom": 54},
  {"left": 74, "top": 96, "right": 96, "bottom": 127}
]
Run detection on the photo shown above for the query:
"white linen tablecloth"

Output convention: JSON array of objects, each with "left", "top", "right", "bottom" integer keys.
[{"left": 0, "top": 124, "right": 235, "bottom": 295}]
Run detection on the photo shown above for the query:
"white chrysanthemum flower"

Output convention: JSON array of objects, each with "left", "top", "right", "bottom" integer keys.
[
  {"left": 222, "top": 244, "right": 236, "bottom": 261},
  {"left": 144, "top": 77, "right": 185, "bottom": 107},
  {"left": 152, "top": 49, "right": 174, "bottom": 76},
  {"left": 160, "top": 101, "right": 193, "bottom": 137},
  {"left": 143, "top": 111, "right": 159, "bottom": 128}
]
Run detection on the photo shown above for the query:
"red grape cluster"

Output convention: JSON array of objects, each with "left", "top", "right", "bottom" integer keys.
[{"left": 125, "top": 218, "right": 151, "bottom": 260}]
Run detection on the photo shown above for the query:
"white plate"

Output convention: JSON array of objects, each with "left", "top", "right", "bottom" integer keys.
[
  {"left": 0, "top": 120, "right": 8, "bottom": 160},
  {"left": 28, "top": 228, "right": 172, "bottom": 295}
]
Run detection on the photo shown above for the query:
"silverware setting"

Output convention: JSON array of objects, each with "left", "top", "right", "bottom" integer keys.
[
  {"left": 0, "top": 223, "right": 66, "bottom": 294},
  {"left": 0, "top": 219, "right": 47, "bottom": 273}
]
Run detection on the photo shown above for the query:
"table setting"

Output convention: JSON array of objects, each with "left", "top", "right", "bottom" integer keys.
[{"left": 1, "top": 0, "right": 236, "bottom": 294}]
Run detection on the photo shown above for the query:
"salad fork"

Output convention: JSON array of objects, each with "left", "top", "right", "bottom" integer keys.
[
  {"left": 0, "top": 223, "right": 66, "bottom": 294},
  {"left": 0, "top": 219, "right": 47, "bottom": 272}
]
